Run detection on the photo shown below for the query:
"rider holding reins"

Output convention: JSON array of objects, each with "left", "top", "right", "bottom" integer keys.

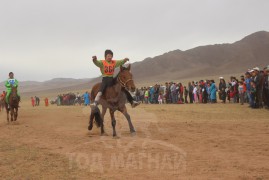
[
  {"left": 90, "top": 49, "right": 140, "bottom": 108},
  {"left": 5, "top": 72, "right": 20, "bottom": 108}
]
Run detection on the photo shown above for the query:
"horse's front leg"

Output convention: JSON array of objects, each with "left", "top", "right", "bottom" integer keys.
[
  {"left": 109, "top": 109, "right": 117, "bottom": 137},
  {"left": 119, "top": 105, "right": 136, "bottom": 135},
  {"left": 14, "top": 108, "right": 18, "bottom": 121},
  {"left": 10, "top": 108, "right": 14, "bottom": 122},
  {"left": 6, "top": 108, "right": 9, "bottom": 123}
]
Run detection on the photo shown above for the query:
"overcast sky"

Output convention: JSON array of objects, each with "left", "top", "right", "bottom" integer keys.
[{"left": 0, "top": 0, "right": 268, "bottom": 82}]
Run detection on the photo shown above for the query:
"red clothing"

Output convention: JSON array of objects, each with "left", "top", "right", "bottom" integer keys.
[
  {"left": 31, "top": 98, "right": 35, "bottom": 107},
  {"left": 45, "top": 98, "right": 49, "bottom": 107}
]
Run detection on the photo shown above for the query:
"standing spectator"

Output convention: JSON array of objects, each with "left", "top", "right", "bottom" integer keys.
[
  {"left": 245, "top": 72, "right": 252, "bottom": 106},
  {"left": 219, "top": 77, "right": 227, "bottom": 103},
  {"left": 184, "top": 86, "right": 188, "bottom": 103},
  {"left": 201, "top": 81, "right": 208, "bottom": 104},
  {"left": 231, "top": 77, "right": 239, "bottom": 103},
  {"left": 253, "top": 67, "right": 263, "bottom": 108},
  {"left": 135, "top": 88, "right": 140, "bottom": 102},
  {"left": 144, "top": 88, "right": 149, "bottom": 104},
  {"left": 149, "top": 86, "right": 155, "bottom": 104},
  {"left": 227, "top": 84, "right": 231, "bottom": 103},
  {"left": 193, "top": 84, "right": 198, "bottom": 103},
  {"left": 188, "top": 82, "right": 194, "bottom": 103},
  {"left": 250, "top": 81, "right": 257, "bottom": 108},
  {"left": 83, "top": 91, "right": 90, "bottom": 106},
  {"left": 140, "top": 88, "right": 145, "bottom": 104},
  {"left": 166, "top": 82, "right": 172, "bottom": 104},
  {"left": 170, "top": 82, "right": 177, "bottom": 104},
  {"left": 154, "top": 84, "right": 160, "bottom": 104},
  {"left": 158, "top": 93, "right": 163, "bottom": 104},
  {"left": 31, "top": 97, "right": 35, "bottom": 107},
  {"left": 238, "top": 81, "right": 245, "bottom": 105},
  {"left": 263, "top": 66, "right": 269, "bottom": 108},
  {"left": 209, "top": 80, "right": 217, "bottom": 103},
  {"left": 44, "top": 97, "right": 49, "bottom": 107},
  {"left": 179, "top": 83, "right": 184, "bottom": 102}
]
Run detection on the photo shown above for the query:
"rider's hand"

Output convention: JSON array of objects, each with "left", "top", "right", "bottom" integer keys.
[{"left": 92, "top": 56, "right": 97, "bottom": 61}]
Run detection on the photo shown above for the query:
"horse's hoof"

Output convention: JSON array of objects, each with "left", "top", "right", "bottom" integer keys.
[
  {"left": 88, "top": 125, "right": 93, "bottom": 131},
  {"left": 113, "top": 136, "right": 120, "bottom": 139},
  {"left": 131, "top": 132, "right": 136, "bottom": 136},
  {"left": 101, "top": 132, "right": 108, "bottom": 136}
]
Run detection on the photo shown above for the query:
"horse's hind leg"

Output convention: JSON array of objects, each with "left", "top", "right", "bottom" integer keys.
[
  {"left": 109, "top": 109, "right": 117, "bottom": 137},
  {"left": 119, "top": 105, "right": 136, "bottom": 135},
  {"left": 88, "top": 110, "right": 95, "bottom": 131},
  {"left": 100, "top": 107, "right": 107, "bottom": 135}
]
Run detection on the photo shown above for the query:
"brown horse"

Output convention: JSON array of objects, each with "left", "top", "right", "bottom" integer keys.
[
  {"left": 89, "top": 65, "right": 136, "bottom": 137},
  {"left": 5, "top": 86, "right": 19, "bottom": 122}
]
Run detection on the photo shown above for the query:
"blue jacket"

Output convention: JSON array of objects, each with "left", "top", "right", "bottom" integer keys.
[{"left": 209, "top": 83, "right": 217, "bottom": 100}]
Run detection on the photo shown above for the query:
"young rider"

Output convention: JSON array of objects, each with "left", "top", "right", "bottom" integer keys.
[
  {"left": 91, "top": 49, "right": 140, "bottom": 108},
  {"left": 5, "top": 72, "right": 20, "bottom": 108}
]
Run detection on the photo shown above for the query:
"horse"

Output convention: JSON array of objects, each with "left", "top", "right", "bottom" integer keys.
[
  {"left": 88, "top": 65, "right": 136, "bottom": 137},
  {"left": 5, "top": 86, "right": 19, "bottom": 122},
  {"left": 0, "top": 96, "right": 5, "bottom": 112}
]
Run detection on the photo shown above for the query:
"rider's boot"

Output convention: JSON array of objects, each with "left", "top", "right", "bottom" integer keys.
[
  {"left": 131, "top": 100, "right": 141, "bottom": 108},
  {"left": 90, "top": 92, "right": 102, "bottom": 108}
]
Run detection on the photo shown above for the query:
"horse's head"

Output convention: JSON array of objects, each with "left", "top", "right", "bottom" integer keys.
[
  {"left": 118, "top": 64, "right": 136, "bottom": 92},
  {"left": 11, "top": 86, "right": 18, "bottom": 101}
]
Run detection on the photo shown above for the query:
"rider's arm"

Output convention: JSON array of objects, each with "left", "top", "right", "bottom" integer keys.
[
  {"left": 115, "top": 58, "right": 129, "bottom": 68},
  {"left": 14, "top": 79, "right": 19, "bottom": 87},
  {"left": 93, "top": 60, "right": 103, "bottom": 68},
  {"left": 92, "top": 56, "right": 103, "bottom": 68},
  {"left": 5, "top": 80, "right": 11, "bottom": 88}
]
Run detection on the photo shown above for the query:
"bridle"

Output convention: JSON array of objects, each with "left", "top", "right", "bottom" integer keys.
[{"left": 117, "top": 75, "right": 134, "bottom": 89}]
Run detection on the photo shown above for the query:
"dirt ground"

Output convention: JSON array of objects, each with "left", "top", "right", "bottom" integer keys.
[{"left": 0, "top": 100, "right": 269, "bottom": 180}]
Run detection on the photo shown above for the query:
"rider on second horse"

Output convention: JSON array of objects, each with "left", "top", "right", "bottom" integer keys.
[
  {"left": 90, "top": 49, "right": 140, "bottom": 108},
  {"left": 5, "top": 72, "right": 20, "bottom": 108}
]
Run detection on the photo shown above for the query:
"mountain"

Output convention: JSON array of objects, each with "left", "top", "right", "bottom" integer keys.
[{"left": 130, "top": 31, "right": 269, "bottom": 83}]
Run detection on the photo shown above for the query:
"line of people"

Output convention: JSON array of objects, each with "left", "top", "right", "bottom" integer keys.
[{"left": 134, "top": 66, "right": 269, "bottom": 109}]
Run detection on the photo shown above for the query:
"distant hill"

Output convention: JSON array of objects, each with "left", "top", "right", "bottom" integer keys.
[
  {"left": 0, "top": 78, "right": 92, "bottom": 94},
  {"left": 1, "top": 31, "right": 268, "bottom": 96}
]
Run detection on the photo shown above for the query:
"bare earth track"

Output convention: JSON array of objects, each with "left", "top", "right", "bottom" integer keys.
[{"left": 0, "top": 101, "right": 269, "bottom": 179}]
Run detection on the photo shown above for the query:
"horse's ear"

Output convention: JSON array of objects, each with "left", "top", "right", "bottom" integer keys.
[
  {"left": 127, "top": 64, "right": 131, "bottom": 71},
  {"left": 120, "top": 65, "right": 123, "bottom": 72}
]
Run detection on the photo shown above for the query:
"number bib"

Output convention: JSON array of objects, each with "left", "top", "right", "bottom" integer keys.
[
  {"left": 102, "top": 60, "right": 116, "bottom": 75},
  {"left": 8, "top": 79, "right": 16, "bottom": 85}
]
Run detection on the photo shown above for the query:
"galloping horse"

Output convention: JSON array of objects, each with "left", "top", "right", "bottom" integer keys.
[
  {"left": 5, "top": 86, "right": 19, "bottom": 122},
  {"left": 89, "top": 65, "right": 136, "bottom": 137}
]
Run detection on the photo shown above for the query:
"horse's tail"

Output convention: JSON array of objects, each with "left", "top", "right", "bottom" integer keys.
[{"left": 88, "top": 106, "right": 103, "bottom": 130}]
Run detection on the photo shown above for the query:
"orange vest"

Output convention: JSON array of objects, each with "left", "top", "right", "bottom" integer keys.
[{"left": 102, "top": 60, "right": 116, "bottom": 75}]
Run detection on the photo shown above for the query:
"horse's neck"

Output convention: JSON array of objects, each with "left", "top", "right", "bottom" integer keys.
[
  {"left": 110, "top": 80, "right": 122, "bottom": 95},
  {"left": 103, "top": 79, "right": 123, "bottom": 100}
]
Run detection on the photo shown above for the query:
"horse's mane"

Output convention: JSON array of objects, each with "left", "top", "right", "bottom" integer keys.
[{"left": 112, "top": 67, "right": 129, "bottom": 85}]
